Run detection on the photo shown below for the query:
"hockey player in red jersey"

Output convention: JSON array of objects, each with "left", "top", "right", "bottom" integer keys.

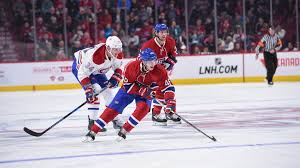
[
  {"left": 141, "top": 23, "right": 180, "bottom": 125},
  {"left": 84, "top": 48, "right": 176, "bottom": 141},
  {"left": 72, "top": 36, "right": 124, "bottom": 131}
]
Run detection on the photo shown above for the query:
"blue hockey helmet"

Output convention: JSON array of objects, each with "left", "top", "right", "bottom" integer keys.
[
  {"left": 140, "top": 48, "right": 157, "bottom": 61},
  {"left": 154, "top": 24, "right": 168, "bottom": 33}
]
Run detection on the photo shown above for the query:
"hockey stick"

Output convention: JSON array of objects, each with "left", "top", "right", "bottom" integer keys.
[
  {"left": 23, "top": 87, "right": 108, "bottom": 137},
  {"left": 154, "top": 98, "right": 217, "bottom": 142}
]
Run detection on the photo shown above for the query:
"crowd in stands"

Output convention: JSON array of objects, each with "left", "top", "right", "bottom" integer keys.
[{"left": 0, "top": 0, "right": 298, "bottom": 62}]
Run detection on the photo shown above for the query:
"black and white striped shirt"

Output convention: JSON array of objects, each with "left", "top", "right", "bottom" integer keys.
[{"left": 255, "top": 34, "right": 282, "bottom": 53}]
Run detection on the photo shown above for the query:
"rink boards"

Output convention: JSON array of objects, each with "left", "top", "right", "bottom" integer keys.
[{"left": 0, "top": 51, "right": 299, "bottom": 91}]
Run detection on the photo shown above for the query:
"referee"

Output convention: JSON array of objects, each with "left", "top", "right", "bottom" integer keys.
[{"left": 255, "top": 26, "right": 282, "bottom": 85}]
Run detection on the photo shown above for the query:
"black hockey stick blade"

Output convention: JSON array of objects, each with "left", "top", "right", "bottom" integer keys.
[
  {"left": 211, "top": 136, "right": 217, "bottom": 142},
  {"left": 23, "top": 127, "right": 45, "bottom": 137},
  {"left": 153, "top": 98, "right": 217, "bottom": 142},
  {"left": 23, "top": 87, "right": 108, "bottom": 137},
  {"left": 175, "top": 113, "right": 217, "bottom": 142}
]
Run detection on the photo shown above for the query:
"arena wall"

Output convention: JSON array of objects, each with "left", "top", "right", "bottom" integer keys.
[{"left": 0, "top": 52, "right": 299, "bottom": 91}]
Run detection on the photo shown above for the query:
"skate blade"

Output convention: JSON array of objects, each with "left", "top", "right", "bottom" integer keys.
[
  {"left": 116, "top": 136, "right": 125, "bottom": 142},
  {"left": 82, "top": 136, "right": 94, "bottom": 143},
  {"left": 167, "top": 120, "right": 182, "bottom": 124},
  {"left": 152, "top": 122, "right": 167, "bottom": 126}
]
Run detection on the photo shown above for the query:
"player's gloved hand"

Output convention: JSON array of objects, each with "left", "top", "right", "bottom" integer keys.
[
  {"left": 138, "top": 86, "right": 151, "bottom": 99},
  {"left": 164, "top": 55, "right": 177, "bottom": 71},
  {"left": 108, "top": 69, "right": 122, "bottom": 88},
  {"left": 165, "top": 99, "right": 176, "bottom": 113},
  {"left": 137, "top": 83, "right": 158, "bottom": 99},
  {"left": 84, "top": 84, "right": 98, "bottom": 103}
]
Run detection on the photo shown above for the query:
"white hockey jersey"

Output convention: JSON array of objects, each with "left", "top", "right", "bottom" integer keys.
[{"left": 74, "top": 43, "right": 123, "bottom": 85}]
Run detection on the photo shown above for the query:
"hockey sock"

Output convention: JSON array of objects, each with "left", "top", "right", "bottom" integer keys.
[
  {"left": 123, "top": 102, "right": 150, "bottom": 132},
  {"left": 87, "top": 100, "right": 100, "bottom": 120},
  {"left": 152, "top": 105, "right": 163, "bottom": 115},
  {"left": 92, "top": 108, "right": 119, "bottom": 133}
]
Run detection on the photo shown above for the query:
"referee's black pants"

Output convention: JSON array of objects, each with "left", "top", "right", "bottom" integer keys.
[{"left": 263, "top": 51, "right": 278, "bottom": 82}]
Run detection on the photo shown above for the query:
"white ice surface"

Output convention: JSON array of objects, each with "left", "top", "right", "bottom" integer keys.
[{"left": 0, "top": 82, "right": 300, "bottom": 168}]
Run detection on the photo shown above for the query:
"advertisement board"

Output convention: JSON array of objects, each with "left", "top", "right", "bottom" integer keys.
[{"left": 0, "top": 52, "right": 299, "bottom": 91}]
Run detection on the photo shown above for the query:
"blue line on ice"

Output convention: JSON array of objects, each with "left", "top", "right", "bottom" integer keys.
[{"left": 1, "top": 141, "right": 300, "bottom": 164}]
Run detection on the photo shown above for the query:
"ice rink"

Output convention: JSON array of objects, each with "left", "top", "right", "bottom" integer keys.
[{"left": 0, "top": 82, "right": 300, "bottom": 168}]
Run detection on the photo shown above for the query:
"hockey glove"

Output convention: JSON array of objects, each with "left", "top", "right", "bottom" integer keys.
[
  {"left": 84, "top": 84, "right": 98, "bottom": 103},
  {"left": 165, "top": 99, "right": 176, "bottom": 114},
  {"left": 138, "top": 86, "right": 152, "bottom": 99},
  {"left": 108, "top": 69, "right": 122, "bottom": 88},
  {"left": 137, "top": 83, "right": 158, "bottom": 99},
  {"left": 164, "top": 55, "right": 177, "bottom": 71}
]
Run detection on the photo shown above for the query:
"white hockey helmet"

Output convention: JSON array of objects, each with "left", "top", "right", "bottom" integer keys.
[{"left": 106, "top": 36, "right": 122, "bottom": 49}]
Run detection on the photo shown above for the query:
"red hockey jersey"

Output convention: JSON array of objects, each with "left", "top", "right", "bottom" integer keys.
[
  {"left": 141, "top": 36, "right": 177, "bottom": 64},
  {"left": 122, "top": 60, "right": 175, "bottom": 96}
]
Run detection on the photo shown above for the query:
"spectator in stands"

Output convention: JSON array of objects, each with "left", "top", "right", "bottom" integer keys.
[
  {"left": 203, "top": 34, "right": 215, "bottom": 52},
  {"left": 275, "top": 25, "right": 286, "bottom": 39},
  {"left": 233, "top": 25, "right": 245, "bottom": 44},
  {"left": 115, "top": 22, "right": 125, "bottom": 40},
  {"left": 56, "top": 50, "right": 67, "bottom": 61},
  {"left": 224, "top": 36, "right": 234, "bottom": 52},
  {"left": 98, "top": 9, "right": 112, "bottom": 30},
  {"left": 233, "top": 42, "right": 243, "bottom": 53},
  {"left": 255, "top": 17, "right": 264, "bottom": 34},
  {"left": 4, "top": 0, "right": 299, "bottom": 62},
  {"left": 66, "top": 0, "right": 80, "bottom": 18},
  {"left": 283, "top": 42, "right": 297, "bottom": 51},
  {"left": 201, "top": 46, "right": 211, "bottom": 55},
  {"left": 70, "top": 28, "right": 83, "bottom": 45},
  {"left": 127, "top": 28, "right": 140, "bottom": 57},
  {"left": 44, "top": 41, "right": 56, "bottom": 58},
  {"left": 80, "top": 32, "right": 93, "bottom": 48},
  {"left": 47, "top": 16, "right": 61, "bottom": 34},
  {"left": 41, "top": 0, "right": 54, "bottom": 16},
  {"left": 20, "top": 22, "right": 33, "bottom": 42},
  {"left": 167, "top": 2, "right": 177, "bottom": 21},
  {"left": 169, "top": 20, "right": 182, "bottom": 43},
  {"left": 96, "top": 30, "right": 106, "bottom": 43},
  {"left": 36, "top": 17, "right": 44, "bottom": 32},
  {"left": 71, "top": 41, "right": 84, "bottom": 53},
  {"left": 137, "top": 21, "right": 153, "bottom": 43},
  {"left": 38, "top": 48, "right": 52, "bottom": 61},
  {"left": 138, "top": 5, "right": 150, "bottom": 24},
  {"left": 128, "top": 11, "right": 139, "bottom": 32},
  {"left": 38, "top": 32, "right": 53, "bottom": 50},
  {"left": 104, "top": 24, "right": 113, "bottom": 38},
  {"left": 190, "top": 29, "right": 200, "bottom": 46},
  {"left": 57, "top": 40, "right": 66, "bottom": 59},
  {"left": 13, "top": 0, "right": 26, "bottom": 14},
  {"left": 192, "top": 45, "right": 201, "bottom": 55},
  {"left": 218, "top": 38, "right": 225, "bottom": 52}
]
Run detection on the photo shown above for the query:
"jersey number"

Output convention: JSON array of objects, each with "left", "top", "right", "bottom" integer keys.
[{"left": 165, "top": 79, "right": 171, "bottom": 86}]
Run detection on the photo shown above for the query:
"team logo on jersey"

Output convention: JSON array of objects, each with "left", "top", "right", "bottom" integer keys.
[
  {"left": 88, "top": 67, "right": 94, "bottom": 72},
  {"left": 98, "top": 67, "right": 111, "bottom": 74}
]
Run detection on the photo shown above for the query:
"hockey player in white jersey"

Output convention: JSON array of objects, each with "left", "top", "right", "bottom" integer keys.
[{"left": 72, "top": 36, "right": 124, "bottom": 131}]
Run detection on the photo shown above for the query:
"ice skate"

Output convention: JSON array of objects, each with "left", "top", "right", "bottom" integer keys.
[
  {"left": 268, "top": 81, "right": 274, "bottom": 86},
  {"left": 88, "top": 116, "right": 107, "bottom": 132},
  {"left": 116, "top": 128, "right": 127, "bottom": 142},
  {"left": 82, "top": 131, "right": 96, "bottom": 142},
  {"left": 112, "top": 118, "right": 123, "bottom": 130},
  {"left": 152, "top": 112, "right": 167, "bottom": 126},
  {"left": 166, "top": 112, "right": 181, "bottom": 124}
]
